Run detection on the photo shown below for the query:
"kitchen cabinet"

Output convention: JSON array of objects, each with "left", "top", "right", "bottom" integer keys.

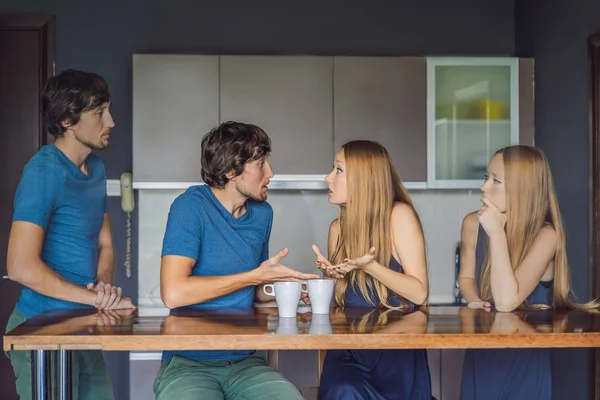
[
  {"left": 333, "top": 57, "right": 427, "bottom": 183},
  {"left": 132, "top": 55, "right": 533, "bottom": 188},
  {"left": 133, "top": 54, "right": 219, "bottom": 182},
  {"left": 426, "top": 57, "right": 534, "bottom": 189},
  {"left": 220, "top": 55, "right": 334, "bottom": 175}
]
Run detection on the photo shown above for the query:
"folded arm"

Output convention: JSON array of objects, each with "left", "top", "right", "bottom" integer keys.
[{"left": 489, "top": 226, "right": 556, "bottom": 312}]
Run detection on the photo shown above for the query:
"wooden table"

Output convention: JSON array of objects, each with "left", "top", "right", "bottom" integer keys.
[{"left": 5, "top": 306, "right": 600, "bottom": 399}]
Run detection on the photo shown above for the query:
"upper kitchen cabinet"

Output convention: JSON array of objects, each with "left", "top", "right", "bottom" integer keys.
[
  {"left": 427, "top": 57, "right": 534, "bottom": 189},
  {"left": 220, "top": 56, "right": 334, "bottom": 175},
  {"left": 334, "top": 57, "right": 427, "bottom": 184},
  {"left": 133, "top": 54, "right": 219, "bottom": 183}
]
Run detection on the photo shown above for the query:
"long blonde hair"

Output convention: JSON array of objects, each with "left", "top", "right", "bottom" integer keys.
[
  {"left": 331, "top": 140, "right": 425, "bottom": 309},
  {"left": 479, "top": 145, "right": 599, "bottom": 309}
]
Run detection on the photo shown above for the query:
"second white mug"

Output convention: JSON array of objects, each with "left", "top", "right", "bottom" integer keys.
[{"left": 307, "top": 279, "right": 335, "bottom": 314}]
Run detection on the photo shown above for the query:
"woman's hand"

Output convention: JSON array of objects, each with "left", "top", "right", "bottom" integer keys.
[
  {"left": 477, "top": 197, "right": 507, "bottom": 237},
  {"left": 325, "top": 247, "right": 377, "bottom": 277},
  {"left": 312, "top": 245, "right": 340, "bottom": 278}
]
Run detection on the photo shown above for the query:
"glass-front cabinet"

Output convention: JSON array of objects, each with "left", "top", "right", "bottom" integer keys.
[{"left": 426, "top": 57, "right": 519, "bottom": 188}]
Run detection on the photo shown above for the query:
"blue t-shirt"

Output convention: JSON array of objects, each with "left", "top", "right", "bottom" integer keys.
[
  {"left": 161, "top": 184, "right": 272, "bottom": 362},
  {"left": 14, "top": 144, "right": 108, "bottom": 318}
]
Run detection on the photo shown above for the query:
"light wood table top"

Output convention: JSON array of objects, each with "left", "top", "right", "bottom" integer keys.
[{"left": 5, "top": 306, "right": 600, "bottom": 351}]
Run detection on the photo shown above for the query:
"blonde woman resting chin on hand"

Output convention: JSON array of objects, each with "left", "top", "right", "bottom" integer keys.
[{"left": 458, "top": 145, "right": 599, "bottom": 400}]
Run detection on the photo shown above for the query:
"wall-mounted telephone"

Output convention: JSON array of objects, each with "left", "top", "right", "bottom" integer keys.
[{"left": 120, "top": 172, "right": 134, "bottom": 278}]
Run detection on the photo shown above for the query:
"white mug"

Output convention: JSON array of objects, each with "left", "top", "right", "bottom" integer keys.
[
  {"left": 263, "top": 281, "right": 308, "bottom": 318},
  {"left": 307, "top": 279, "right": 334, "bottom": 314}
]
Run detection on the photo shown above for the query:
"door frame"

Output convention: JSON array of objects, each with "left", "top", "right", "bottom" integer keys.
[
  {"left": 0, "top": 13, "right": 55, "bottom": 145},
  {"left": 0, "top": 13, "right": 55, "bottom": 400},
  {"left": 588, "top": 30, "right": 600, "bottom": 400}
]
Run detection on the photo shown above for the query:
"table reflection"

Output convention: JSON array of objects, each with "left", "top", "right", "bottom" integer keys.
[{"left": 6, "top": 306, "right": 600, "bottom": 340}]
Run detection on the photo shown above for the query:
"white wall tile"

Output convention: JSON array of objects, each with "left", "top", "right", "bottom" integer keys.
[
  {"left": 410, "top": 190, "right": 482, "bottom": 303},
  {"left": 138, "top": 189, "right": 184, "bottom": 307},
  {"left": 268, "top": 190, "right": 340, "bottom": 273}
]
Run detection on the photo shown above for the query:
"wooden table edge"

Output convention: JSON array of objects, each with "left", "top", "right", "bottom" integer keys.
[{"left": 6, "top": 333, "right": 600, "bottom": 351}]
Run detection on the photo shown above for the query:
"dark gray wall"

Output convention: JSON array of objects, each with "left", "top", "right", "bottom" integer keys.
[
  {"left": 0, "top": 0, "right": 517, "bottom": 398},
  {"left": 0, "top": 0, "right": 516, "bottom": 179},
  {"left": 516, "top": 1, "right": 600, "bottom": 399},
  {"left": 516, "top": 0, "right": 599, "bottom": 308}
]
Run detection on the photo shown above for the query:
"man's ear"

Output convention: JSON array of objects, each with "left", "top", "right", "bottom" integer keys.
[
  {"left": 225, "top": 170, "right": 237, "bottom": 181},
  {"left": 61, "top": 120, "right": 71, "bottom": 129}
]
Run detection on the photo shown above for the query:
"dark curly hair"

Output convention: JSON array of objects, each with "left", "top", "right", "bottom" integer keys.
[
  {"left": 201, "top": 122, "right": 271, "bottom": 188},
  {"left": 42, "top": 69, "right": 111, "bottom": 138}
]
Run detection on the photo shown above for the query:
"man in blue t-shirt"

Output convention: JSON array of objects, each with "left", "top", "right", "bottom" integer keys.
[
  {"left": 155, "top": 122, "right": 319, "bottom": 400},
  {"left": 5, "top": 69, "right": 135, "bottom": 399}
]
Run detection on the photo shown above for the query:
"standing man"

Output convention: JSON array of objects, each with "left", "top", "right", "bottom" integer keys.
[
  {"left": 155, "top": 121, "right": 318, "bottom": 399},
  {"left": 5, "top": 69, "right": 134, "bottom": 399}
]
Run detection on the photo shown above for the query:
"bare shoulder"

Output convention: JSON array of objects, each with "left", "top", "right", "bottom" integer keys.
[
  {"left": 329, "top": 218, "right": 340, "bottom": 244},
  {"left": 391, "top": 202, "right": 418, "bottom": 221},
  {"left": 329, "top": 218, "right": 339, "bottom": 231},
  {"left": 327, "top": 218, "right": 340, "bottom": 257},
  {"left": 461, "top": 212, "right": 479, "bottom": 237},
  {"left": 391, "top": 202, "right": 422, "bottom": 237},
  {"left": 535, "top": 225, "right": 558, "bottom": 247},
  {"left": 459, "top": 211, "right": 480, "bottom": 250}
]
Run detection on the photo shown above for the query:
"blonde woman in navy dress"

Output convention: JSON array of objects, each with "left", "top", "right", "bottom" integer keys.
[
  {"left": 312, "top": 140, "right": 432, "bottom": 400},
  {"left": 458, "top": 145, "right": 599, "bottom": 400}
]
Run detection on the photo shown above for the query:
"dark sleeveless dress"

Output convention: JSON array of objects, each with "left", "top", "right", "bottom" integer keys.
[
  {"left": 460, "top": 225, "right": 553, "bottom": 400},
  {"left": 318, "top": 257, "right": 432, "bottom": 400}
]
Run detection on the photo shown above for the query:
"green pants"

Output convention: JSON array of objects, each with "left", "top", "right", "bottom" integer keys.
[
  {"left": 154, "top": 354, "right": 304, "bottom": 400},
  {"left": 4, "top": 308, "right": 114, "bottom": 400}
]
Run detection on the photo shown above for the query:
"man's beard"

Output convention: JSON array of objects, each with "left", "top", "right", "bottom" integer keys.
[
  {"left": 237, "top": 184, "right": 267, "bottom": 202},
  {"left": 75, "top": 133, "right": 108, "bottom": 150}
]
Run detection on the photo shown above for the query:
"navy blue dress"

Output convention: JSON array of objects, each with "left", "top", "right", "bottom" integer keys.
[
  {"left": 460, "top": 225, "right": 553, "bottom": 400},
  {"left": 318, "top": 257, "right": 432, "bottom": 400}
]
